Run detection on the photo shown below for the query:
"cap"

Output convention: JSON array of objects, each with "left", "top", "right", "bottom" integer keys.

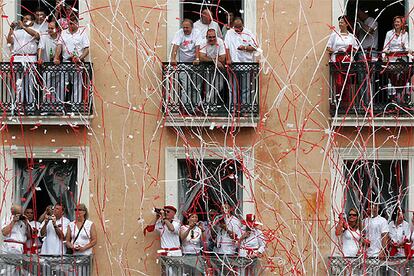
[{"left": 163, "top": 205, "right": 177, "bottom": 213}]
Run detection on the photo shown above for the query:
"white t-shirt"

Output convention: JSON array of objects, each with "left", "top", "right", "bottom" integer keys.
[
  {"left": 68, "top": 220, "right": 94, "bottom": 255},
  {"left": 224, "top": 28, "right": 257, "bottom": 62},
  {"left": 215, "top": 215, "right": 242, "bottom": 255},
  {"left": 357, "top": 17, "right": 378, "bottom": 50},
  {"left": 1, "top": 217, "right": 27, "bottom": 254},
  {"left": 341, "top": 228, "right": 360, "bottom": 257},
  {"left": 38, "top": 34, "right": 59, "bottom": 62},
  {"left": 389, "top": 220, "right": 410, "bottom": 256},
  {"left": 180, "top": 225, "right": 203, "bottom": 254},
  {"left": 363, "top": 215, "right": 389, "bottom": 257},
  {"left": 200, "top": 37, "right": 226, "bottom": 60},
  {"left": 33, "top": 22, "right": 48, "bottom": 34},
  {"left": 327, "top": 31, "right": 358, "bottom": 62},
  {"left": 239, "top": 228, "right": 266, "bottom": 257},
  {"left": 58, "top": 28, "right": 90, "bottom": 61},
  {"left": 155, "top": 219, "right": 182, "bottom": 256},
  {"left": 26, "top": 220, "right": 42, "bottom": 252},
  {"left": 12, "top": 28, "right": 39, "bottom": 55},
  {"left": 194, "top": 19, "right": 221, "bottom": 42},
  {"left": 40, "top": 216, "right": 70, "bottom": 255},
  {"left": 171, "top": 29, "right": 201, "bottom": 62},
  {"left": 383, "top": 29, "right": 409, "bottom": 52}
]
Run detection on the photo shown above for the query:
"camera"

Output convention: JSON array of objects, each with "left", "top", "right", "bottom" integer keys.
[
  {"left": 18, "top": 214, "right": 27, "bottom": 221},
  {"left": 154, "top": 208, "right": 164, "bottom": 214}
]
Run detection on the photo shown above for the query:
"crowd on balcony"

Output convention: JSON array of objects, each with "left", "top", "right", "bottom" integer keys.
[
  {"left": 167, "top": 8, "right": 259, "bottom": 115},
  {"left": 145, "top": 203, "right": 266, "bottom": 259},
  {"left": 3, "top": 1, "right": 90, "bottom": 114},
  {"left": 0, "top": 203, "right": 97, "bottom": 256},
  {"left": 335, "top": 203, "right": 414, "bottom": 259}
]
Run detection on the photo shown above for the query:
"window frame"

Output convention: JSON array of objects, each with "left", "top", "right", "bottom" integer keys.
[
  {"left": 0, "top": 146, "right": 90, "bottom": 223},
  {"left": 331, "top": 0, "right": 414, "bottom": 51},
  {"left": 331, "top": 147, "right": 414, "bottom": 253},
  {"left": 165, "top": 147, "right": 255, "bottom": 217},
  {"left": 2, "top": 0, "right": 91, "bottom": 61},
  {"left": 166, "top": 0, "right": 257, "bottom": 57}
]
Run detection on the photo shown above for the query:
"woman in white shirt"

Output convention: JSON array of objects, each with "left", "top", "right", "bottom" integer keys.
[
  {"left": 389, "top": 208, "right": 410, "bottom": 257},
  {"left": 179, "top": 213, "right": 205, "bottom": 255},
  {"left": 327, "top": 16, "right": 359, "bottom": 108},
  {"left": 66, "top": 204, "right": 97, "bottom": 256},
  {"left": 383, "top": 16, "right": 409, "bottom": 61},
  {"left": 335, "top": 208, "right": 361, "bottom": 257}
]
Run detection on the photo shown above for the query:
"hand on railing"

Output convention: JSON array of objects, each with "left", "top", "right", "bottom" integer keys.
[{"left": 53, "top": 58, "right": 61, "bottom": 65}]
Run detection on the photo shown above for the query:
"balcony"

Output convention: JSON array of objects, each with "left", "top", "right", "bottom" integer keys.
[
  {"left": 0, "top": 254, "right": 92, "bottom": 275},
  {"left": 160, "top": 255, "right": 259, "bottom": 275},
  {"left": 329, "top": 256, "right": 414, "bottom": 275},
  {"left": 329, "top": 54, "right": 414, "bottom": 126},
  {"left": 162, "top": 62, "right": 260, "bottom": 127},
  {"left": 0, "top": 62, "right": 93, "bottom": 125}
]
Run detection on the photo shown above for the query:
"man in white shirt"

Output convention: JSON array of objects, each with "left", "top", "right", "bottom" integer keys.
[
  {"left": 54, "top": 15, "right": 90, "bottom": 112},
  {"left": 200, "top": 29, "right": 227, "bottom": 108},
  {"left": 356, "top": 9, "right": 378, "bottom": 56},
  {"left": 170, "top": 19, "right": 202, "bottom": 112},
  {"left": 6, "top": 14, "right": 40, "bottom": 113},
  {"left": 24, "top": 207, "right": 42, "bottom": 254},
  {"left": 38, "top": 21, "right": 62, "bottom": 110},
  {"left": 194, "top": 8, "right": 222, "bottom": 43},
  {"left": 40, "top": 203, "right": 70, "bottom": 255},
  {"left": 1, "top": 204, "right": 30, "bottom": 254},
  {"left": 155, "top": 206, "right": 182, "bottom": 257},
  {"left": 215, "top": 203, "right": 241, "bottom": 255},
  {"left": 363, "top": 203, "right": 389, "bottom": 258},
  {"left": 224, "top": 17, "right": 258, "bottom": 113},
  {"left": 33, "top": 8, "right": 48, "bottom": 34}
]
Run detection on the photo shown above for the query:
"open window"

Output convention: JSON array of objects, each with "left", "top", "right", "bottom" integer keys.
[
  {"left": 181, "top": 0, "right": 243, "bottom": 29},
  {"left": 15, "top": 158, "right": 78, "bottom": 221},
  {"left": 177, "top": 158, "right": 243, "bottom": 220},
  {"left": 344, "top": 159, "right": 408, "bottom": 219},
  {"left": 346, "top": 0, "right": 406, "bottom": 50},
  {"left": 19, "top": 0, "right": 79, "bottom": 18}
]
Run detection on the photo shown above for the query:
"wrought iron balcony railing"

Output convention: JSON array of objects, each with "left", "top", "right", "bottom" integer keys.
[
  {"left": 0, "top": 62, "right": 93, "bottom": 116},
  {"left": 329, "top": 58, "right": 414, "bottom": 117},
  {"left": 329, "top": 256, "right": 414, "bottom": 276},
  {"left": 160, "top": 255, "right": 260, "bottom": 275},
  {"left": 0, "top": 254, "right": 92, "bottom": 276},
  {"left": 162, "top": 62, "right": 259, "bottom": 119}
]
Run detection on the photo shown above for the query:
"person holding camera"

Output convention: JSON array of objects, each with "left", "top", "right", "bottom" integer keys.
[
  {"left": 146, "top": 205, "right": 182, "bottom": 256},
  {"left": 180, "top": 212, "right": 205, "bottom": 255},
  {"left": 1, "top": 204, "right": 31, "bottom": 254},
  {"left": 40, "top": 203, "right": 70, "bottom": 255},
  {"left": 238, "top": 214, "right": 266, "bottom": 258},
  {"left": 335, "top": 208, "right": 362, "bottom": 257}
]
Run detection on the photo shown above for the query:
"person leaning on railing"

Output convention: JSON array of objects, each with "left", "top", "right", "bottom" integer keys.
[
  {"left": 388, "top": 208, "right": 410, "bottom": 257},
  {"left": 0, "top": 204, "right": 31, "bottom": 254},
  {"left": 238, "top": 214, "right": 266, "bottom": 258},
  {"left": 224, "top": 17, "right": 258, "bottom": 112},
  {"left": 383, "top": 16, "right": 410, "bottom": 62},
  {"left": 214, "top": 203, "right": 241, "bottom": 255},
  {"left": 66, "top": 203, "right": 97, "bottom": 255},
  {"left": 179, "top": 212, "right": 205, "bottom": 255},
  {"left": 334, "top": 208, "right": 361, "bottom": 257},
  {"left": 23, "top": 207, "right": 43, "bottom": 254}
]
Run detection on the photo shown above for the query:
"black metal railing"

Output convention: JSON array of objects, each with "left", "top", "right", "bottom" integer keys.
[
  {"left": 0, "top": 254, "right": 92, "bottom": 275},
  {"left": 160, "top": 255, "right": 260, "bottom": 275},
  {"left": 0, "top": 62, "right": 93, "bottom": 116},
  {"left": 329, "top": 58, "right": 414, "bottom": 116},
  {"left": 329, "top": 256, "right": 414, "bottom": 276},
  {"left": 162, "top": 62, "right": 259, "bottom": 117}
]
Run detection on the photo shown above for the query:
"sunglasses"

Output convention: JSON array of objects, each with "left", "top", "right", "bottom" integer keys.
[{"left": 348, "top": 213, "right": 358, "bottom": 217}]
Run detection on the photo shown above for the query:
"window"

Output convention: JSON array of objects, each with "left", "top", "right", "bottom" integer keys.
[
  {"left": 15, "top": 158, "right": 78, "bottom": 220},
  {"left": 19, "top": 0, "right": 79, "bottom": 18},
  {"left": 178, "top": 159, "right": 243, "bottom": 219},
  {"left": 343, "top": 159, "right": 408, "bottom": 218},
  {"left": 346, "top": 0, "right": 406, "bottom": 50},
  {"left": 181, "top": 0, "right": 244, "bottom": 26}
]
